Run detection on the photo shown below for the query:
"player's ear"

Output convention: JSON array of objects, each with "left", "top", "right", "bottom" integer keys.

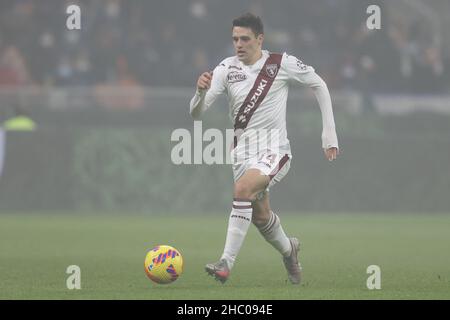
[{"left": 257, "top": 33, "right": 264, "bottom": 45}]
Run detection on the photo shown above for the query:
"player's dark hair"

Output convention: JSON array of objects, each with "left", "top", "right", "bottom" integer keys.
[{"left": 232, "top": 13, "right": 264, "bottom": 37}]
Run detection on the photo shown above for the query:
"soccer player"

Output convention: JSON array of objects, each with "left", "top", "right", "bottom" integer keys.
[{"left": 189, "top": 13, "right": 339, "bottom": 284}]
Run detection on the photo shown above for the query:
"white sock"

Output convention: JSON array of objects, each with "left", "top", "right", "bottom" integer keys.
[
  {"left": 257, "top": 211, "right": 292, "bottom": 257},
  {"left": 220, "top": 199, "right": 253, "bottom": 270}
]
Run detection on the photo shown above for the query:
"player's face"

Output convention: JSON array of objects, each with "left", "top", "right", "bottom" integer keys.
[{"left": 232, "top": 26, "right": 263, "bottom": 65}]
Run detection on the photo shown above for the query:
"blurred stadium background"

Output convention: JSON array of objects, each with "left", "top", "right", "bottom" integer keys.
[
  {"left": 0, "top": 0, "right": 449, "bottom": 214},
  {"left": 1, "top": 0, "right": 450, "bottom": 300}
]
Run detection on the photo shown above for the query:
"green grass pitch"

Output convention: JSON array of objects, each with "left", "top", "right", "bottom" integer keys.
[{"left": 0, "top": 213, "right": 449, "bottom": 299}]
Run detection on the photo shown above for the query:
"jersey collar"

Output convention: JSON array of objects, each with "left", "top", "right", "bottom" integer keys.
[{"left": 240, "top": 50, "right": 269, "bottom": 70}]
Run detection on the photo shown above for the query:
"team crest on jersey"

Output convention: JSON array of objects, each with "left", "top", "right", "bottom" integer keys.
[
  {"left": 227, "top": 71, "right": 247, "bottom": 83},
  {"left": 265, "top": 64, "right": 278, "bottom": 78}
]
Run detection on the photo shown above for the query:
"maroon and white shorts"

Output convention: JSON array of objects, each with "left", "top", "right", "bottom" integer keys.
[{"left": 232, "top": 150, "right": 291, "bottom": 196}]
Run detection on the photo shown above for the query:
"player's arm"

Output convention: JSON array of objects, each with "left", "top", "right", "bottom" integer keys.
[
  {"left": 189, "top": 64, "right": 226, "bottom": 120},
  {"left": 284, "top": 54, "right": 339, "bottom": 161}
]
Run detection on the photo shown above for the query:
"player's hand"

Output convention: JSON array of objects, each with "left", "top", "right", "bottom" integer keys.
[
  {"left": 197, "top": 71, "right": 213, "bottom": 91},
  {"left": 324, "top": 147, "right": 339, "bottom": 161}
]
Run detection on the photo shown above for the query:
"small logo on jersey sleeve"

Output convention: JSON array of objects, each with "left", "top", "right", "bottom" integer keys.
[
  {"left": 296, "top": 59, "right": 308, "bottom": 71},
  {"left": 265, "top": 64, "right": 279, "bottom": 78}
]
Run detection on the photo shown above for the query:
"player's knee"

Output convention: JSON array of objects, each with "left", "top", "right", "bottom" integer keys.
[{"left": 233, "top": 180, "right": 256, "bottom": 201}]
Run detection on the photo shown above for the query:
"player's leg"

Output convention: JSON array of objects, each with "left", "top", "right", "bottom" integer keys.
[
  {"left": 253, "top": 156, "right": 302, "bottom": 284},
  {"left": 252, "top": 191, "right": 301, "bottom": 284},
  {"left": 252, "top": 191, "right": 292, "bottom": 257},
  {"left": 223, "top": 168, "right": 269, "bottom": 267},
  {"left": 206, "top": 168, "right": 269, "bottom": 283}
]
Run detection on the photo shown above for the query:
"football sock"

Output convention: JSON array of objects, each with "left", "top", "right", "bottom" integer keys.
[
  {"left": 257, "top": 211, "right": 292, "bottom": 257},
  {"left": 220, "top": 199, "right": 253, "bottom": 270}
]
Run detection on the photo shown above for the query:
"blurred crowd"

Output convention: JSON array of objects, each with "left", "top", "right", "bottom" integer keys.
[{"left": 0, "top": 0, "right": 449, "bottom": 93}]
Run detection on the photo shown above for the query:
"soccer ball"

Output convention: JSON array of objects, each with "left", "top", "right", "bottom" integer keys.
[{"left": 144, "top": 245, "right": 183, "bottom": 284}]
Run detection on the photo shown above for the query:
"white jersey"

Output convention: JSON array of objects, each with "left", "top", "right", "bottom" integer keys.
[{"left": 190, "top": 50, "right": 338, "bottom": 160}]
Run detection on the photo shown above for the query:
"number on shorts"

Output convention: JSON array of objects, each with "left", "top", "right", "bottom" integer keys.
[{"left": 259, "top": 152, "right": 277, "bottom": 166}]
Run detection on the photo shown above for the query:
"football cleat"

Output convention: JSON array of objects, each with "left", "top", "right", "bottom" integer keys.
[
  {"left": 283, "top": 237, "right": 302, "bottom": 285},
  {"left": 205, "top": 259, "right": 230, "bottom": 284}
]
